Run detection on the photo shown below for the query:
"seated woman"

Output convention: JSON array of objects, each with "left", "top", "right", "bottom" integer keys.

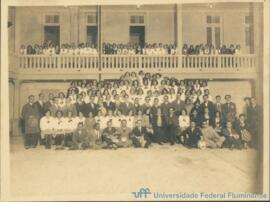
[
  {"left": 222, "top": 121, "right": 242, "bottom": 150},
  {"left": 53, "top": 110, "right": 66, "bottom": 149},
  {"left": 40, "top": 110, "right": 55, "bottom": 149},
  {"left": 234, "top": 114, "right": 252, "bottom": 149},
  {"left": 178, "top": 108, "right": 190, "bottom": 144},
  {"left": 63, "top": 111, "right": 77, "bottom": 147},
  {"left": 183, "top": 121, "right": 202, "bottom": 148}
]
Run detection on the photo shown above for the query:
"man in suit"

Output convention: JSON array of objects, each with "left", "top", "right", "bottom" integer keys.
[
  {"left": 214, "top": 95, "right": 223, "bottom": 113},
  {"left": 85, "top": 95, "right": 98, "bottom": 117},
  {"left": 34, "top": 93, "right": 46, "bottom": 145},
  {"left": 21, "top": 95, "right": 41, "bottom": 149},
  {"left": 119, "top": 94, "right": 134, "bottom": 116},
  {"left": 164, "top": 107, "right": 179, "bottom": 145},
  {"left": 130, "top": 120, "right": 152, "bottom": 148},
  {"left": 131, "top": 98, "right": 142, "bottom": 114},
  {"left": 199, "top": 94, "right": 215, "bottom": 121},
  {"left": 141, "top": 96, "right": 152, "bottom": 114},
  {"left": 184, "top": 121, "right": 202, "bottom": 148},
  {"left": 88, "top": 123, "right": 107, "bottom": 149},
  {"left": 103, "top": 94, "right": 115, "bottom": 114},
  {"left": 76, "top": 94, "right": 87, "bottom": 116},
  {"left": 70, "top": 122, "right": 91, "bottom": 150},
  {"left": 44, "top": 93, "right": 54, "bottom": 112},
  {"left": 170, "top": 93, "right": 186, "bottom": 116},
  {"left": 246, "top": 97, "right": 261, "bottom": 148},
  {"left": 116, "top": 119, "right": 132, "bottom": 147},
  {"left": 160, "top": 95, "right": 171, "bottom": 118},
  {"left": 222, "top": 94, "right": 237, "bottom": 123}
]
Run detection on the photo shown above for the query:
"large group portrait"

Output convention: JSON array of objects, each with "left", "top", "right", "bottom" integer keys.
[{"left": 1, "top": 0, "right": 269, "bottom": 201}]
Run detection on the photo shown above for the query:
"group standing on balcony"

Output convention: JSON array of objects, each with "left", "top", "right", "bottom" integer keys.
[
  {"left": 20, "top": 40, "right": 242, "bottom": 56},
  {"left": 21, "top": 71, "right": 260, "bottom": 151}
]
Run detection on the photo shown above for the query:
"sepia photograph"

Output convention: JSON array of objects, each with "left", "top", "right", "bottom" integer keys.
[{"left": 1, "top": 0, "right": 269, "bottom": 201}]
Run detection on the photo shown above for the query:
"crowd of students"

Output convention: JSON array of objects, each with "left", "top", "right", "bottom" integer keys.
[
  {"left": 20, "top": 42, "right": 242, "bottom": 56},
  {"left": 21, "top": 71, "right": 260, "bottom": 150}
]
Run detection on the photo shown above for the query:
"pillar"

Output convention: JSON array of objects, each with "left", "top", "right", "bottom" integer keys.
[
  {"left": 12, "top": 79, "right": 22, "bottom": 136},
  {"left": 176, "top": 4, "right": 183, "bottom": 67},
  {"left": 70, "top": 6, "right": 80, "bottom": 45}
]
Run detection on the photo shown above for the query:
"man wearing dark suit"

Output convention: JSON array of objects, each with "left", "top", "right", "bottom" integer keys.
[
  {"left": 150, "top": 98, "right": 160, "bottom": 117},
  {"left": 246, "top": 97, "right": 261, "bottom": 148},
  {"left": 160, "top": 95, "right": 171, "bottom": 118},
  {"left": 164, "top": 107, "right": 179, "bottom": 145},
  {"left": 199, "top": 94, "right": 215, "bottom": 120},
  {"left": 170, "top": 94, "right": 186, "bottom": 116},
  {"left": 119, "top": 94, "right": 134, "bottom": 116},
  {"left": 44, "top": 93, "right": 54, "bottom": 113},
  {"left": 35, "top": 93, "right": 46, "bottom": 117},
  {"left": 184, "top": 121, "right": 202, "bottom": 148},
  {"left": 131, "top": 98, "right": 142, "bottom": 114},
  {"left": 103, "top": 95, "right": 116, "bottom": 113},
  {"left": 85, "top": 96, "right": 98, "bottom": 117},
  {"left": 141, "top": 96, "right": 152, "bottom": 114},
  {"left": 222, "top": 94, "right": 237, "bottom": 123},
  {"left": 34, "top": 93, "right": 46, "bottom": 145},
  {"left": 214, "top": 95, "right": 223, "bottom": 113},
  {"left": 130, "top": 120, "right": 152, "bottom": 148},
  {"left": 76, "top": 94, "right": 87, "bottom": 116}
]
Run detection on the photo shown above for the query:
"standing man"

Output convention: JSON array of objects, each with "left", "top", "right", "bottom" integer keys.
[
  {"left": 85, "top": 95, "right": 98, "bottom": 117},
  {"left": 21, "top": 95, "right": 41, "bottom": 149},
  {"left": 214, "top": 95, "right": 223, "bottom": 113},
  {"left": 222, "top": 94, "right": 237, "bottom": 123},
  {"left": 247, "top": 97, "right": 261, "bottom": 148},
  {"left": 34, "top": 93, "right": 46, "bottom": 145},
  {"left": 171, "top": 93, "right": 186, "bottom": 116},
  {"left": 164, "top": 107, "right": 179, "bottom": 145}
]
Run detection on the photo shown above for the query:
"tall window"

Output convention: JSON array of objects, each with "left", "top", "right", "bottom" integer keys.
[
  {"left": 44, "top": 14, "right": 60, "bottom": 46},
  {"left": 129, "top": 14, "right": 145, "bottom": 47},
  {"left": 86, "top": 13, "right": 97, "bottom": 46},
  {"left": 244, "top": 15, "right": 253, "bottom": 47},
  {"left": 206, "top": 15, "right": 221, "bottom": 47}
]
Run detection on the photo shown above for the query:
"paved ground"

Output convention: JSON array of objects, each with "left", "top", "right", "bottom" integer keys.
[{"left": 9, "top": 136, "right": 260, "bottom": 201}]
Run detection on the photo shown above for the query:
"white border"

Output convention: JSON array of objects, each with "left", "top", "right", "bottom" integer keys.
[{"left": 1, "top": 0, "right": 269, "bottom": 201}]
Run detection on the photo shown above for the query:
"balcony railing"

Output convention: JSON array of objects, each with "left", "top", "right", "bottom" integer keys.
[{"left": 15, "top": 54, "right": 256, "bottom": 73}]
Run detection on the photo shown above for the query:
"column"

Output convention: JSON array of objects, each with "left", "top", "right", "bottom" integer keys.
[
  {"left": 176, "top": 4, "right": 183, "bottom": 68},
  {"left": 70, "top": 6, "right": 80, "bottom": 45},
  {"left": 12, "top": 79, "right": 21, "bottom": 136},
  {"left": 98, "top": 5, "right": 102, "bottom": 73},
  {"left": 252, "top": 3, "right": 263, "bottom": 105}
]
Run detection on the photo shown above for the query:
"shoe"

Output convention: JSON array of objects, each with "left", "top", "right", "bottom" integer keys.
[
  {"left": 24, "top": 146, "right": 30, "bottom": 149},
  {"left": 158, "top": 142, "right": 163, "bottom": 145}
]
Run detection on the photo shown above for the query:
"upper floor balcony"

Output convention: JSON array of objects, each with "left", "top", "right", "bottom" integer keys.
[{"left": 13, "top": 54, "right": 257, "bottom": 77}]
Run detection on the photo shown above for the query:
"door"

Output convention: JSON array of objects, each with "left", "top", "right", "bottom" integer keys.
[
  {"left": 87, "top": 26, "right": 98, "bottom": 46},
  {"left": 44, "top": 26, "right": 60, "bottom": 46},
  {"left": 129, "top": 26, "right": 145, "bottom": 47}
]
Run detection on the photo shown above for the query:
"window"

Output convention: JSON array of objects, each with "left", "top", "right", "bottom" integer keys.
[
  {"left": 44, "top": 14, "right": 60, "bottom": 25},
  {"left": 130, "top": 14, "right": 145, "bottom": 25},
  {"left": 244, "top": 16, "right": 253, "bottom": 47},
  {"left": 87, "top": 13, "right": 97, "bottom": 25},
  {"left": 206, "top": 15, "right": 221, "bottom": 47}
]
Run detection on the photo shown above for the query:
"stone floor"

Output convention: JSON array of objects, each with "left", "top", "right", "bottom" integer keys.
[{"left": 9, "top": 136, "right": 260, "bottom": 201}]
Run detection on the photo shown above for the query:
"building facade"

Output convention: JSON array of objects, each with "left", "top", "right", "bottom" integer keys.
[{"left": 8, "top": 3, "right": 263, "bottom": 136}]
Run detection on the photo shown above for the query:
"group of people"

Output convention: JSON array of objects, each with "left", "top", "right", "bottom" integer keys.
[
  {"left": 20, "top": 41, "right": 242, "bottom": 56},
  {"left": 20, "top": 42, "right": 98, "bottom": 56},
  {"left": 21, "top": 71, "right": 260, "bottom": 150},
  {"left": 182, "top": 44, "right": 242, "bottom": 55}
]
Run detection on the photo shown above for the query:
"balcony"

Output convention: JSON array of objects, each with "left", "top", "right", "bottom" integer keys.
[{"left": 11, "top": 54, "right": 257, "bottom": 79}]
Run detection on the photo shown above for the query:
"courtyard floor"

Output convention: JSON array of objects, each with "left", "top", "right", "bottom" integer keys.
[{"left": 9, "top": 136, "right": 260, "bottom": 201}]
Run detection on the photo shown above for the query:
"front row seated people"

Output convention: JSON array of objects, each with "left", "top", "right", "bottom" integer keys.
[{"left": 40, "top": 108, "right": 253, "bottom": 150}]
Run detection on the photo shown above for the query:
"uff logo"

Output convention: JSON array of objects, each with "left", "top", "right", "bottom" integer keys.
[{"left": 132, "top": 187, "right": 152, "bottom": 198}]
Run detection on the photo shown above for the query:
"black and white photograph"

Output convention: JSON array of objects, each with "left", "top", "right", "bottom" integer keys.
[{"left": 1, "top": 0, "right": 270, "bottom": 201}]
